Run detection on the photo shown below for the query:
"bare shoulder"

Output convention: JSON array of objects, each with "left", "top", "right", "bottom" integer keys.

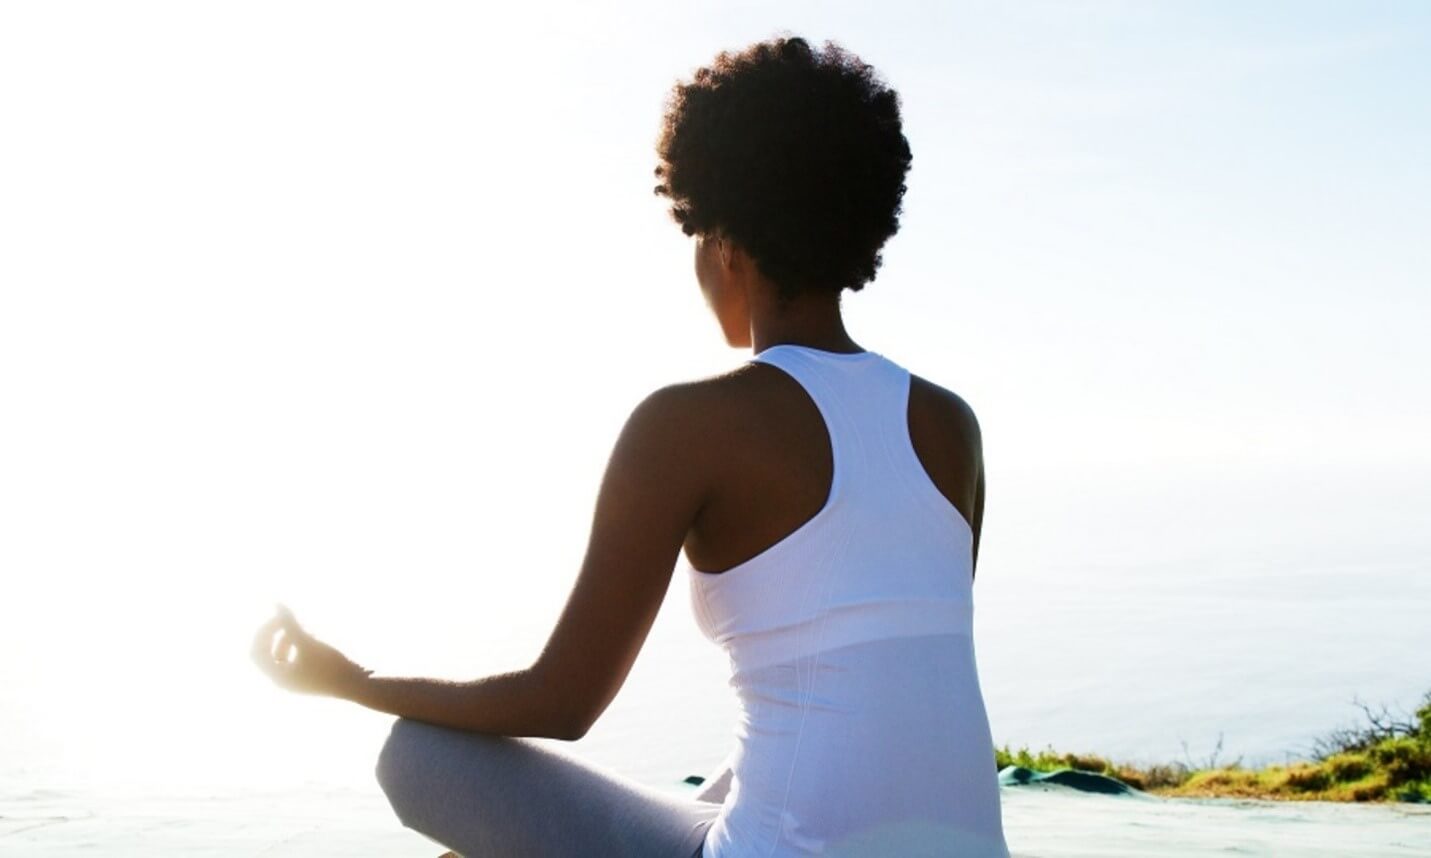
[
  {"left": 629, "top": 363, "right": 767, "bottom": 428},
  {"left": 907, "top": 372, "right": 986, "bottom": 576},
  {"left": 908, "top": 373, "right": 983, "bottom": 463},
  {"left": 619, "top": 364, "right": 770, "bottom": 465}
]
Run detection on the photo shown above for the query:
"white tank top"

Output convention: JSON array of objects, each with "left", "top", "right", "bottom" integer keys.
[{"left": 684, "top": 344, "right": 1009, "bottom": 858}]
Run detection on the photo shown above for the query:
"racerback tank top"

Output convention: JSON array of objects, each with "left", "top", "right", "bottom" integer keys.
[{"left": 683, "top": 343, "right": 1009, "bottom": 858}]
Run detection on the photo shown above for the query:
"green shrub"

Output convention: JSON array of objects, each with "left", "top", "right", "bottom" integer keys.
[
  {"left": 1369, "top": 737, "right": 1431, "bottom": 787},
  {"left": 1282, "top": 765, "right": 1331, "bottom": 792},
  {"left": 992, "top": 688, "right": 1431, "bottom": 803}
]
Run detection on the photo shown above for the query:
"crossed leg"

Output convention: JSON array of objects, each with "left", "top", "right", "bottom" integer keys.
[{"left": 376, "top": 717, "right": 722, "bottom": 857}]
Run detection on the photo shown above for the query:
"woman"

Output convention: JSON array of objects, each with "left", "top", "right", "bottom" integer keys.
[{"left": 252, "top": 35, "right": 1009, "bottom": 858}]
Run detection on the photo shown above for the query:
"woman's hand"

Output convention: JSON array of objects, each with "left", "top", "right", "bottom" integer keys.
[{"left": 250, "top": 603, "right": 372, "bottom": 698}]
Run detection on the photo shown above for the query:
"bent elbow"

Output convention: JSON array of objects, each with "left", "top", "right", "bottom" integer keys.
[
  {"left": 523, "top": 664, "right": 597, "bottom": 741},
  {"left": 555, "top": 703, "right": 598, "bottom": 741}
]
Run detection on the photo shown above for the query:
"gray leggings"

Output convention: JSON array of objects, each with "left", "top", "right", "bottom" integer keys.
[{"left": 376, "top": 717, "right": 725, "bottom": 857}]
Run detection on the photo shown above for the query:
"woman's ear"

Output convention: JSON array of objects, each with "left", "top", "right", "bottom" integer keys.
[{"left": 718, "top": 235, "right": 735, "bottom": 271}]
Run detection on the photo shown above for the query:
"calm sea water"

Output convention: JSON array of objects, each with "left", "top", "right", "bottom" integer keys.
[
  {"left": 2, "top": 463, "right": 1428, "bottom": 853},
  {"left": 3, "top": 779, "right": 1428, "bottom": 856}
]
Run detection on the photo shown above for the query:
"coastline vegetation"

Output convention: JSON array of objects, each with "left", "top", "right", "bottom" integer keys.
[{"left": 995, "top": 690, "right": 1431, "bottom": 803}]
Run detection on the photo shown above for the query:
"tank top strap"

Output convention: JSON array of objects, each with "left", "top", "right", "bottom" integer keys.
[{"left": 748, "top": 345, "right": 911, "bottom": 497}]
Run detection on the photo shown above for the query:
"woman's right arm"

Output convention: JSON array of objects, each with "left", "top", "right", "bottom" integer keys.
[{"left": 972, "top": 449, "right": 984, "bottom": 581}]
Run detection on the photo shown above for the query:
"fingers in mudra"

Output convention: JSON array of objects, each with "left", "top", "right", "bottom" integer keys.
[
  {"left": 251, "top": 603, "right": 368, "bottom": 696},
  {"left": 252, "top": 605, "right": 310, "bottom": 687}
]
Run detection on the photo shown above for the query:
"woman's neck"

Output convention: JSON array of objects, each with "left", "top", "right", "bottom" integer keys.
[{"left": 748, "top": 291, "right": 861, "bottom": 354}]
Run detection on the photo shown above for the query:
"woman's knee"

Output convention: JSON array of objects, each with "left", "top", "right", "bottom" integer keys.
[
  {"left": 375, "top": 717, "right": 433, "bottom": 822},
  {"left": 375, "top": 718, "right": 517, "bottom": 824},
  {"left": 375, "top": 718, "right": 543, "bottom": 851}
]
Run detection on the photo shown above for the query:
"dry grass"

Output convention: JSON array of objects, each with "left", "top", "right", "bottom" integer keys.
[{"left": 994, "top": 690, "right": 1431, "bottom": 803}]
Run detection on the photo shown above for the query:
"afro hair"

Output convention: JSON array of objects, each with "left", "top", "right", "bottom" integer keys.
[{"left": 655, "top": 35, "right": 913, "bottom": 301}]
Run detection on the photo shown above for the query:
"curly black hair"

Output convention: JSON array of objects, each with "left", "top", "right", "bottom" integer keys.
[{"left": 654, "top": 35, "right": 912, "bottom": 301}]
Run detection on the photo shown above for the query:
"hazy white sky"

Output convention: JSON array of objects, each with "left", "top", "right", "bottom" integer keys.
[{"left": 2, "top": 1, "right": 1428, "bottom": 788}]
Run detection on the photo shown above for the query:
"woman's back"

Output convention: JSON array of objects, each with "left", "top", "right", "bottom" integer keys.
[
  {"left": 309, "top": 32, "right": 1010, "bottom": 858},
  {"left": 684, "top": 344, "right": 1009, "bottom": 857}
]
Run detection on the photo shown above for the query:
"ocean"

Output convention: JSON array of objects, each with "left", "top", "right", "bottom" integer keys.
[{"left": 3, "top": 464, "right": 1428, "bottom": 854}]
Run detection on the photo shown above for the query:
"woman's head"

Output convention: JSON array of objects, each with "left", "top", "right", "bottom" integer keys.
[{"left": 655, "top": 35, "right": 913, "bottom": 307}]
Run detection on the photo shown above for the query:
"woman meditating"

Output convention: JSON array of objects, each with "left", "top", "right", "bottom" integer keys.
[{"left": 251, "top": 34, "right": 1010, "bottom": 857}]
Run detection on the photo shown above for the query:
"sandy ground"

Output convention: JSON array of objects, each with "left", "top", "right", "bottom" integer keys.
[{"left": 2, "top": 781, "right": 1428, "bottom": 856}]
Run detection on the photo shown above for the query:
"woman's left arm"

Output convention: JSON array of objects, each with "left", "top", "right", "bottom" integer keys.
[{"left": 252, "top": 383, "right": 712, "bottom": 740}]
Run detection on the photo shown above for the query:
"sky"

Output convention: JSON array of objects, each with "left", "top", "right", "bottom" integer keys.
[{"left": 1, "top": 1, "right": 1428, "bottom": 789}]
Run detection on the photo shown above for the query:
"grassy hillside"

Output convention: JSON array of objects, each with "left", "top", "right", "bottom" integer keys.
[{"left": 996, "top": 690, "right": 1431, "bottom": 803}]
